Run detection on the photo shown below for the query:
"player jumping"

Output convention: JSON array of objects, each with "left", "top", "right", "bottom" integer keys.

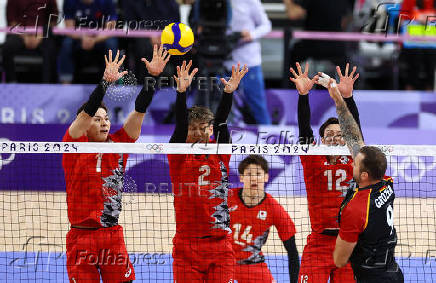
[
  {"left": 167, "top": 61, "right": 248, "bottom": 282},
  {"left": 62, "top": 46, "right": 170, "bottom": 282},
  {"left": 289, "top": 62, "right": 361, "bottom": 283},
  {"left": 228, "top": 155, "right": 300, "bottom": 283}
]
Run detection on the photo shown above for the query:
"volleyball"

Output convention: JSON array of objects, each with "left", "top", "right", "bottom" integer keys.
[{"left": 161, "top": 22, "right": 194, "bottom": 55}]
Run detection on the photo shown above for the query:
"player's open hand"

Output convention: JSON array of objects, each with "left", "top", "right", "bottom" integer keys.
[
  {"left": 141, "top": 44, "right": 171, "bottom": 77},
  {"left": 174, "top": 60, "right": 198, "bottom": 93},
  {"left": 221, "top": 63, "right": 249, "bottom": 94},
  {"left": 289, "top": 62, "right": 318, "bottom": 95},
  {"left": 103, "top": 50, "right": 127, "bottom": 83},
  {"left": 336, "top": 63, "right": 359, "bottom": 98}
]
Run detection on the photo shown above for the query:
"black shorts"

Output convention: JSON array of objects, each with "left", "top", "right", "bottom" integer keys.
[{"left": 356, "top": 269, "right": 404, "bottom": 283}]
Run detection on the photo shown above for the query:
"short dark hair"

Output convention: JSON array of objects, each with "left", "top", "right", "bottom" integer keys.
[
  {"left": 319, "top": 117, "right": 339, "bottom": 137},
  {"left": 76, "top": 102, "right": 108, "bottom": 116},
  {"left": 238, "top": 155, "right": 269, "bottom": 175},
  {"left": 358, "top": 146, "right": 387, "bottom": 181},
  {"left": 188, "top": 106, "right": 214, "bottom": 124}
]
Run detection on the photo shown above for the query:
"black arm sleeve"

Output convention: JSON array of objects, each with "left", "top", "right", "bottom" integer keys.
[
  {"left": 283, "top": 236, "right": 300, "bottom": 283},
  {"left": 169, "top": 91, "right": 189, "bottom": 143},
  {"left": 213, "top": 92, "right": 233, "bottom": 144},
  {"left": 83, "top": 80, "right": 109, "bottom": 117},
  {"left": 135, "top": 80, "right": 156, "bottom": 113},
  {"left": 344, "top": 96, "right": 363, "bottom": 139},
  {"left": 298, "top": 94, "right": 314, "bottom": 144}
]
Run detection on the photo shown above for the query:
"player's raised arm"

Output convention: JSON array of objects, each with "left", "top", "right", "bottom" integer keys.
[
  {"left": 215, "top": 63, "right": 249, "bottom": 144},
  {"left": 336, "top": 63, "right": 363, "bottom": 137},
  {"left": 169, "top": 60, "right": 198, "bottom": 143},
  {"left": 123, "top": 45, "right": 171, "bottom": 140},
  {"left": 289, "top": 62, "right": 318, "bottom": 144},
  {"left": 69, "top": 50, "right": 127, "bottom": 139},
  {"left": 325, "top": 79, "right": 365, "bottom": 158}
]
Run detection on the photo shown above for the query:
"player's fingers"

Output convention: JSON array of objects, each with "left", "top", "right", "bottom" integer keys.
[
  {"left": 336, "top": 66, "right": 343, "bottom": 78},
  {"left": 104, "top": 54, "right": 109, "bottom": 66},
  {"left": 352, "top": 73, "right": 360, "bottom": 82},
  {"left": 153, "top": 44, "right": 158, "bottom": 57},
  {"left": 289, "top": 77, "right": 296, "bottom": 83},
  {"left": 187, "top": 60, "right": 193, "bottom": 71},
  {"left": 120, "top": 71, "right": 128, "bottom": 78},
  {"left": 311, "top": 75, "right": 319, "bottom": 83},
  {"left": 304, "top": 62, "right": 309, "bottom": 75},
  {"left": 345, "top": 63, "right": 349, "bottom": 77},
  {"left": 164, "top": 52, "right": 171, "bottom": 64},
  {"left": 350, "top": 66, "right": 357, "bottom": 77},
  {"left": 296, "top": 62, "right": 303, "bottom": 76},
  {"left": 182, "top": 60, "right": 186, "bottom": 72},
  {"left": 117, "top": 55, "right": 126, "bottom": 67},
  {"left": 108, "top": 50, "right": 113, "bottom": 63},
  {"left": 232, "top": 65, "right": 236, "bottom": 78},
  {"left": 290, "top": 67, "right": 298, "bottom": 78},
  {"left": 190, "top": 68, "right": 199, "bottom": 79},
  {"left": 158, "top": 44, "right": 164, "bottom": 57},
  {"left": 243, "top": 65, "right": 249, "bottom": 76},
  {"left": 114, "top": 50, "right": 120, "bottom": 62},
  {"left": 220, "top": 78, "right": 228, "bottom": 85},
  {"left": 176, "top": 65, "right": 181, "bottom": 77}
]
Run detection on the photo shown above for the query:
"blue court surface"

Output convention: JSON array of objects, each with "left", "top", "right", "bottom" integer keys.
[{"left": 1, "top": 252, "right": 434, "bottom": 282}]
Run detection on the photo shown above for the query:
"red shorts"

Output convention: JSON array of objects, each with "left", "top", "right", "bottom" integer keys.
[
  {"left": 234, "top": 262, "right": 275, "bottom": 283},
  {"left": 66, "top": 225, "right": 135, "bottom": 283},
  {"left": 299, "top": 232, "right": 355, "bottom": 283},
  {"left": 172, "top": 235, "right": 235, "bottom": 283}
]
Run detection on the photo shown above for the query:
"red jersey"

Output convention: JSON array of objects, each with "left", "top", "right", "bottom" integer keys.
[
  {"left": 62, "top": 128, "right": 136, "bottom": 228},
  {"left": 228, "top": 188, "right": 296, "bottom": 264},
  {"left": 168, "top": 152, "right": 232, "bottom": 238},
  {"left": 300, "top": 155, "right": 353, "bottom": 233}
]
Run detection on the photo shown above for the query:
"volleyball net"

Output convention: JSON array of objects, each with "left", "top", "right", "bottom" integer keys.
[{"left": 0, "top": 142, "right": 435, "bottom": 282}]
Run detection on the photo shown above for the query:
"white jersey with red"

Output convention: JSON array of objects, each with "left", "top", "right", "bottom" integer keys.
[
  {"left": 167, "top": 152, "right": 232, "bottom": 239},
  {"left": 300, "top": 155, "right": 353, "bottom": 233},
  {"left": 228, "top": 188, "right": 296, "bottom": 264}
]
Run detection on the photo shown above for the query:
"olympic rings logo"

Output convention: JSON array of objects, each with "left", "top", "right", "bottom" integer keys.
[{"left": 146, "top": 144, "right": 164, "bottom": 153}]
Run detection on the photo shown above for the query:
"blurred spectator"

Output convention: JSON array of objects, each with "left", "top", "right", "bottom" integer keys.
[
  {"left": 121, "top": 0, "right": 180, "bottom": 83},
  {"left": 290, "top": 0, "right": 354, "bottom": 68},
  {"left": 58, "top": 0, "right": 118, "bottom": 84},
  {"left": 3, "top": 0, "right": 58, "bottom": 83},
  {"left": 225, "top": 0, "right": 272, "bottom": 124},
  {"left": 400, "top": 0, "right": 436, "bottom": 90}
]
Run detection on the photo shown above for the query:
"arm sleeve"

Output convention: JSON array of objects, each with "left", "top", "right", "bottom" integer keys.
[
  {"left": 283, "top": 236, "right": 300, "bottom": 283},
  {"left": 250, "top": 0, "right": 272, "bottom": 40},
  {"left": 298, "top": 94, "right": 314, "bottom": 144},
  {"left": 213, "top": 92, "right": 233, "bottom": 144},
  {"left": 344, "top": 96, "right": 363, "bottom": 139},
  {"left": 169, "top": 91, "right": 189, "bottom": 143},
  {"left": 135, "top": 81, "right": 156, "bottom": 113},
  {"left": 83, "top": 81, "right": 109, "bottom": 117}
]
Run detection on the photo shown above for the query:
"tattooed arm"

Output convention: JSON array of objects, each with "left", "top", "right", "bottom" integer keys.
[{"left": 327, "top": 80, "right": 365, "bottom": 158}]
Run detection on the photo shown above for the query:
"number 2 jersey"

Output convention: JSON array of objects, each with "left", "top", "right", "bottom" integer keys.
[
  {"left": 62, "top": 128, "right": 136, "bottom": 228},
  {"left": 167, "top": 153, "right": 232, "bottom": 238},
  {"left": 300, "top": 155, "right": 354, "bottom": 233},
  {"left": 228, "top": 188, "right": 296, "bottom": 264},
  {"left": 338, "top": 177, "right": 401, "bottom": 277}
]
